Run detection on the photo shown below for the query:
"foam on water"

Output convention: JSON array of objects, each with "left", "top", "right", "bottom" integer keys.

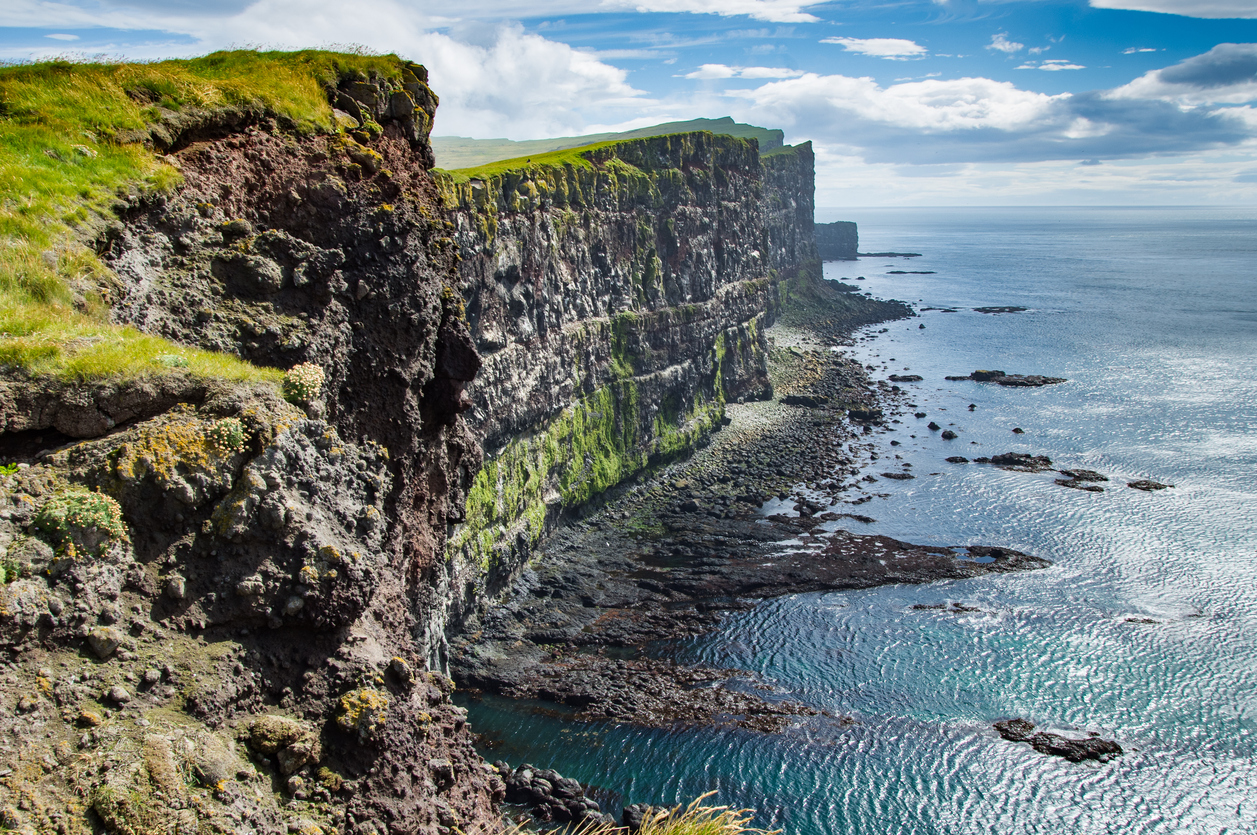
[{"left": 461, "top": 207, "right": 1257, "bottom": 834}]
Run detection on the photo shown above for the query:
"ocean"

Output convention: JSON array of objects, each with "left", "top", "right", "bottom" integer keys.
[{"left": 460, "top": 206, "right": 1257, "bottom": 835}]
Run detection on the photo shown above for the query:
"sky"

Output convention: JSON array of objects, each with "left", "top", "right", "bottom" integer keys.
[{"left": 4, "top": 1, "right": 1257, "bottom": 206}]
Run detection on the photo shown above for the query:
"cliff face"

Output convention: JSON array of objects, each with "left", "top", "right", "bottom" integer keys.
[
  {"left": 1, "top": 53, "right": 836, "bottom": 835},
  {"left": 815, "top": 220, "right": 858, "bottom": 261},
  {"left": 435, "top": 135, "right": 821, "bottom": 646},
  {"left": 1, "top": 63, "right": 502, "bottom": 835}
]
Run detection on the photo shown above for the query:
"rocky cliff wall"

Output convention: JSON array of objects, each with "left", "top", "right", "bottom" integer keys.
[
  {"left": 1, "top": 61, "right": 504, "bottom": 835},
  {"left": 1, "top": 52, "right": 847, "bottom": 835},
  {"left": 435, "top": 134, "right": 821, "bottom": 639}
]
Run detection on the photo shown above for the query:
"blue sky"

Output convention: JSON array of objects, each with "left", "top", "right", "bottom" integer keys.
[{"left": 4, "top": 0, "right": 1257, "bottom": 205}]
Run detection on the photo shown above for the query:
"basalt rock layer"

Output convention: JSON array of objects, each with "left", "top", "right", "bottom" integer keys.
[{"left": 435, "top": 137, "right": 829, "bottom": 646}]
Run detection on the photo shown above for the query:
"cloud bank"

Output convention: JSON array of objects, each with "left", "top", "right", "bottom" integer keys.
[
  {"left": 1090, "top": 0, "right": 1257, "bottom": 19},
  {"left": 1111, "top": 42, "right": 1257, "bottom": 104},
  {"left": 820, "top": 37, "right": 928, "bottom": 59},
  {"left": 729, "top": 57, "right": 1255, "bottom": 165}
]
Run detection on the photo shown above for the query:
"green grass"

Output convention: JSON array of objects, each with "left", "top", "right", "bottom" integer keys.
[
  {"left": 436, "top": 138, "right": 630, "bottom": 183},
  {"left": 432, "top": 116, "right": 784, "bottom": 169},
  {"left": 0, "top": 50, "right": 405, "bottom": 382}
]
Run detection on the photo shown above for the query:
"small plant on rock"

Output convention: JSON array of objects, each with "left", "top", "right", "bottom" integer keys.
[
  {"left": 282, "top": 362, "right": 325, "bottom": 404},
  {"left": 204, "top": 417, "right": 246, "bottom": 456},
  {"left": 0, "top": 557, "right": 25, "bottom": 583},
  {"left": 33, "top": 489, "right": 127, "bottom": 556},
  {"left": 336, "top": 688, "right": 390, "bottom": 744}
]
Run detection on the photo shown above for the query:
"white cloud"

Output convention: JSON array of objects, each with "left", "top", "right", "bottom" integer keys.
[
  {"left": 987, "top": 32, "right": 1024, "bottom": 54},
  {"left": 684, "top": 63, "right": 803, "bottom": 79},
  {"left": 1018, "top": 59, "right": 1086, "bottom": 71},
  {"left": 719, "top": 65, "right": 1254, "bottom": 166},
  {"left": 614, "top": 0, "right": 820, "bottom": 23},
  {"left": 1089, "top": 0, "right": 1257, "bottom": 19},
  {"left": 419, "top": 26, "right": 646, "bottom": 137},
  {"left": 731, "top": 72, "right": 1063, "bottom": 135},
  {"left": 45, "top": 32, "right": 80, "bottom": 40},
  {"left": 821, "top": 37, "right": 928, "bottom": 60},
  {"left": 1110, "top": 43, "right": 1257, "bottom": 105},
  {"left": 685, "top": 63, "right": 738, "bottom": 79},
  {"left": 1124, "top": 47, "right": 1161, "bottom": 54}
]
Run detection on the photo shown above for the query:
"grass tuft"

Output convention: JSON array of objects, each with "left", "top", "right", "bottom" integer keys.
[{"left": 510, "top": 793, "right": 779, "bottom": 835}]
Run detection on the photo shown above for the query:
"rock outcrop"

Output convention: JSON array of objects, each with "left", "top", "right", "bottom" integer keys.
[{"left": 814, "top": 220, "right": 858, "bottom": 261}]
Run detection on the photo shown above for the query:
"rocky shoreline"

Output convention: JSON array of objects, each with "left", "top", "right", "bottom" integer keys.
[{"left": 451, "top": 304, "right": 1051, "bottom": 740}]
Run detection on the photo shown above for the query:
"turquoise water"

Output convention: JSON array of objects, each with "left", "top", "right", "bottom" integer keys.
[{"left": 461, "top": 207, "right": 1257, "bottom": 834}]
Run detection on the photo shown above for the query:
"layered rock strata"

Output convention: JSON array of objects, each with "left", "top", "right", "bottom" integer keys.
[{"left": 437, "top": 135, "right": 826, "bottom": 641}]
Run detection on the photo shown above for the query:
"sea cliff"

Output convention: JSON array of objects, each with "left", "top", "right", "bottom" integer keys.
[
  {"left": 434, "top": 135, "right": 823, "bottom": 662},
  {"left": 0, "top": 51, "right": 897, "bottom": 835}
]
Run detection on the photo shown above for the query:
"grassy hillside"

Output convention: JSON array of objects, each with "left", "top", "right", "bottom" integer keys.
[
  {"left": 432, "top": 116, "right": 783, "bottom": 170},
  {"left": 0, "top": 50, "right": 403, "bottom": 382}
]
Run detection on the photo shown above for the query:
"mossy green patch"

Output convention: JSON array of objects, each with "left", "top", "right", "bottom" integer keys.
[{"left": 32, "top": 487, "right": 126, "bottom": 556}]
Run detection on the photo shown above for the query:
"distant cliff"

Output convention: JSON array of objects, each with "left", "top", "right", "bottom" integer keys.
[
  {"left": 815, "top": 220, "right": 858, "bottom": 260},
  {"left": 434, "top": 134, "right": 820, "bottom": 649}
]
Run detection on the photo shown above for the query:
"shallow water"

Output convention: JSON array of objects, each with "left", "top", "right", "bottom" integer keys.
[{"left": 461, "top": 207, "right": 1257, "bottom": 834}]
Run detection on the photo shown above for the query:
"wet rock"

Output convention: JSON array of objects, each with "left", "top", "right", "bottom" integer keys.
[
  {"left": 496, "top": 762, "right": 605, "bottom": 824},
  {"left": 623, "top": 803, "right": 656, "bottom": 832},
  {"left": 988, "top": 452, "right": 1053, "bottom": 472},
  {"left": 848, "top": 408, "right": 883, "bottom": 424},
  {"left": 927, "top": 421, "right": 941, "bottom": 431},
  {"left": 940, "top": 430, "right": 958, "bottom": 440},
  {"left": 947, "top": 370, "right": 1066, "bottom": 387},
  {"left": 880, "top": 472, "right": 915, "bottom": 480},
  {"left": 995, "top": 718, "right": 1123, "bottom": 763},
  {"left": 1055, "top": 479, "right": 1103, "bottom": 493},
  {"left": 782, "top": 394, "right": 829, "bottom": 407},
  {"left": 1058, "top": 469, "right": 1108, "bottom": 482},
  {"left": 888, "top": 374, "right": 922, "bottom": 383},
  {"left": 1128, "top": 480, "right": 1172, "bottom": 491},
  {"left": 945, "top": 456, "right": 969, "bottom": 464}
]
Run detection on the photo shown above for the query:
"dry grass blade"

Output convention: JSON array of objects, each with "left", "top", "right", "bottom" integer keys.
[{"left": 500, "top": 792, "right": 779, "bottom": 835}]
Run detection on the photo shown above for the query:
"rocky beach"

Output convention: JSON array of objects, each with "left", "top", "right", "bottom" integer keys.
[{"left": 452, "top": 286, "right": 1051, "bottom": 760}]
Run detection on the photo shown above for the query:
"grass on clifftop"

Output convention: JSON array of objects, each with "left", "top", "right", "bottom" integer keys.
[
  {"left": 0, "top": 50, "right": 400, "bottom": 382},
  {"left": 436, "top": 138, "right": 631, "bottom": 183}
]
